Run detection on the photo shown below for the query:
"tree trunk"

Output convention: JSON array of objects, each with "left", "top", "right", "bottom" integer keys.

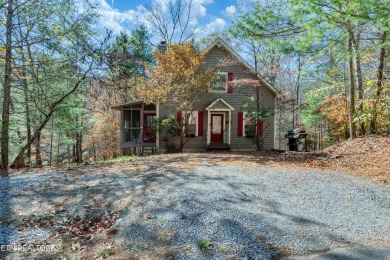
[
  {"left": 35, "top": 132, "right": 42, "bottom": 167},
  {"left": 92, "top": 134, "right": 96, "bottom": 161},
  {"left": 67, "top": 144, "right": 70, "bottom": 163},
  {"left": 255, "top": 85, "right": 262, "bottom": 150},
  {"left": 292, "top": 99, "right": 295, "bottom": 128},
  {"left": 72, "top": 134, "right": 77, "bottom": 163},
  {"left": 370, "top": 30, "right": 388, "bottom": 133},
  {"left": 78, "top": 117, "right": 83, "bottom": 163},
  {"left": 295, "top": 55, "right": 302, "bottom": 127},
  {"left": 24, "top": 80, "right": 32, "bottom": 166},
  {"left": 354, "top": 26, "right": 364, "bottom": 135},
  {"left": 179, "top": 134, "right": 184, "bottom": 152},
  {"left": 16, "top": 14, "right": 32, "bottom": 168},
  {"left": 1, "top": 0, "right": 14, "bottom": 175},
  {"left": 76, "top": 132, "right": 83, "bottom": 163},
  {"left": 57, "top": 130, "right": 61, "bottom": 166},
  {"left": 348, "top": 32, "right": 357, "bottom": 139},
  {"left": 252, "top": 44, "right": 263, "bottom": 151},
  {"left": 49, "top": 119, "right": 54, "bottom": 166}
]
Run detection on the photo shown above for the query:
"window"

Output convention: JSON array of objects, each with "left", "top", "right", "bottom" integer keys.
[
  {"left": 210, "top": 72, "right": 228, "bottom": 92},
  {"left": 123, "top": 110, "right": 141, "bottom": 142},
  {"left": 185, "top": 111, "right": 198, "bottom": 137},
  {"left": 243, "top": 112, "right": 256, "bottom": 137}
]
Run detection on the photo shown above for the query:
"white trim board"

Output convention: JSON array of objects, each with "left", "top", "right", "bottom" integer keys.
[{"left": 206, "top": 97, "right": 235, "bottom": 111}]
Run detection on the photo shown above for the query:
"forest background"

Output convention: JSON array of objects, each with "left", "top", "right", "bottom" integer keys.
[{"left": 0, "top": 0, "right": 389, "bottom": 175}]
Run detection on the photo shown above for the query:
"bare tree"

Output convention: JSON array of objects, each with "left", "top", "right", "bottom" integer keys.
[{"left": 146, "top": 0, "right": 201, "bottom": 43}]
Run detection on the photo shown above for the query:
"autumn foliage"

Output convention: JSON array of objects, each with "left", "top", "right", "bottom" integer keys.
[
  {"left": 84, "top": 112, "right": 119, "bottom": 161},
  {"left": 136, "top": 40, "right": 218, "bottom": 152},
  {"left": 84, "top": 83, "right": 122, "bottom": 161},
  {"left": 306, "top": 90, "right": 389, "bottom": 143},
  {"left": 320, "top": 94, "right": 349, "bottom": 140},
  {"left": 136, "top": 40, "right": 218, "bottom": 111}
]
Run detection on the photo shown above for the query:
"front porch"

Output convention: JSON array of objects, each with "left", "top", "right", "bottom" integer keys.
[
  {"left": 206, "top": 97, "right": 234, "bottom": 150},
  {"left": 207, "top": 143, "right": 231, "bottom": 150}
]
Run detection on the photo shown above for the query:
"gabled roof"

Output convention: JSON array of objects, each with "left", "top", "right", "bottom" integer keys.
[
  {"left": 206, "top": 97, "right": 235, "bottom": 111},
  {"left": 203, "top": 37, "right": 281, "bottom": 98},
  {"left": 112, "top": 100, "right": 144, "bottom": 110}
]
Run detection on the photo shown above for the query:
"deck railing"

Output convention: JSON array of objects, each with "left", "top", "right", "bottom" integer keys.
[{"left": 124, "top": 128, "right": 156, "bottom": 144}]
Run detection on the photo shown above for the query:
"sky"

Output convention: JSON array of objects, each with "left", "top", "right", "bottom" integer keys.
[{"left": 95, "top": 0, "right": 249, "bottom": 42}]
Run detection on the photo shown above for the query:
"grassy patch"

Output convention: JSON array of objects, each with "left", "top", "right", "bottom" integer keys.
[
  {"left": 198, "top": 238, "right": 213, "bottom": 251},
  {"left": 217, "top": 245, "right": 230, "bottom": 253},
  {"left": 95, "top": 155, "right": 137, "bottom": 164},
  {"left": 131, "top": 244, "right": 141, "bottom": 252},
  {"left": 97, "top": 248, "right": 115, "bottom": 258},
  {"left": 97, "top": 250, "right": 106, "bottom": 258}
]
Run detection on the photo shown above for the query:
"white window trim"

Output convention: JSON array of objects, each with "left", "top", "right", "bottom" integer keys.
[
  {"left": 210, "top": 72, "right": 228, "bottom": 93},
  {"left": 186, "top": 111, "right": 198, "bottom": 137}
]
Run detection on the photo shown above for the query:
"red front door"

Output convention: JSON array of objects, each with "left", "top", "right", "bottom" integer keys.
[
  {"left": 143, "top": 113, "right": 156, "bottom": 143},
  {"left": 211, "top": 114, "right": 224, "bottom": 143}
]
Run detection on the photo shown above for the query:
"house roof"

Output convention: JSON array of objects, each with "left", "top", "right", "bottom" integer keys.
[
  {"left": 112, "top": 100, "right": 144, "bottom": 110},
  {"left": 206, "top": 97, "right": 235, "bottom": 111},
  {"left": 203, "top": 37, "right": 281, "bottom": 98}
]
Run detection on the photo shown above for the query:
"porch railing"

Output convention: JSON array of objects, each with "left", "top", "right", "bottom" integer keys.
[{"left": 124, "top": 128, "right": 156, "bottom": 144}]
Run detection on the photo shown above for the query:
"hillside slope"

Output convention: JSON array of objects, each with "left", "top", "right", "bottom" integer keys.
[{"left": 321, "top": 135, "right": 390, "bottom": 183}]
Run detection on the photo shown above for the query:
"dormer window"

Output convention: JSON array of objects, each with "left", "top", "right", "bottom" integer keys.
[{"left": 210, "top": 72, "right": 228, "bottom": 92}]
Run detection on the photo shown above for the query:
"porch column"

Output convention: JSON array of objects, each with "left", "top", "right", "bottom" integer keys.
[
  {"left": 207, "top": 110, "right": 211, "bottom": 144},
  {"left": 120, "top": 109, "right": 124, "bottom": 155},
  {"left": 228, "top": 111, "right": 232, "bottom": 145}
]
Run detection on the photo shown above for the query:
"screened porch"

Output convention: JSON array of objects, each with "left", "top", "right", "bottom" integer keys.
[{"left": 114, "top": 101, "right": 157, "bottom": 155}]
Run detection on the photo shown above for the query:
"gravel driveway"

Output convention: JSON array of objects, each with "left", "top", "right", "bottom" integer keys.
[{"left": 1, "top": 154, "right": 389, "bottom": 259}]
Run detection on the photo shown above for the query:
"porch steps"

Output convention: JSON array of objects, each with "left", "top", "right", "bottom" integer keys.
[
  {"left": 142, "top": 147, "right": 156, "bottom": 156},
  {"left": 207, "top": 143, "right": 231, "bottom": 150}
]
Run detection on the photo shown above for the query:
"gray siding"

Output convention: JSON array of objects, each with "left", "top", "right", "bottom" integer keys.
[{"left": 158, "top": 45, "right": 276, "bottom": 151}]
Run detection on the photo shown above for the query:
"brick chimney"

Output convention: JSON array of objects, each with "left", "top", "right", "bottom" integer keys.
[{"left": 157, "top": 41, "right": 167, "bottom": 52}]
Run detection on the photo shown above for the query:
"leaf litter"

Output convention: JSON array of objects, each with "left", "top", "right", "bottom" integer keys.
[{"left": 1, "top": 135, "right": 388, "bottom": 259}]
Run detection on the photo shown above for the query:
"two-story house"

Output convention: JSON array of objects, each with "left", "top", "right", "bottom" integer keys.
[{"left": 114, "top": 38, "right": 280, "bottom": 154}]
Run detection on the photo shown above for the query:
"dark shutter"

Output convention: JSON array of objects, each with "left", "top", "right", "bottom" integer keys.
[
  {"left": 238, "top": 112, "right": 243, "bottom": 136},
  {"left": 177, "top": 111, "right": 182, "bottom": 136},
  {"left": 258, "top": 119, "right": 264, "bottom": 137},
  {"left": 198, "top": 111, "right": 204, "bottom": 136},
  {"left": 227, "top": 72, "right": 233, "bottom": 93}
]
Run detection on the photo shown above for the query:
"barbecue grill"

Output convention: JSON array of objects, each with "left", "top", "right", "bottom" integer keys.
[{"left": 285, "top": 126, "right": 308, "bottom": 152}]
